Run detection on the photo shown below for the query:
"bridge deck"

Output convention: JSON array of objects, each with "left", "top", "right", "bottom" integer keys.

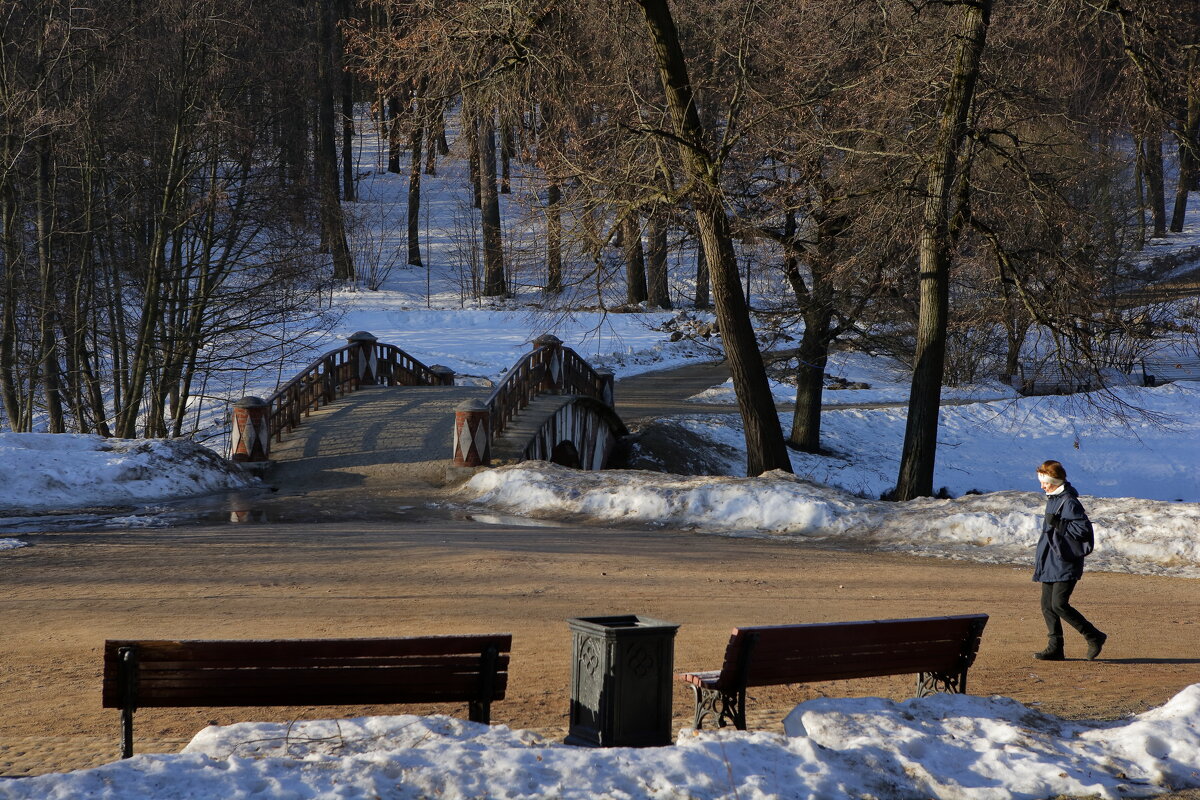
[
  {"left": 490, "top": 395, "right": 574, "bottom": 464},
  {"left": 266, "top": 385, "right": 489, "bottom": 490}
]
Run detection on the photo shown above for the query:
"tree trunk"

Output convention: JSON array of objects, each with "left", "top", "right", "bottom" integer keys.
[
  {"left": 1171, "top": 50, "right": 1198, "bottom": 233},
  {"left": 894, "top": 0, "right": 991, "bottom": 500},
  {"left": 499, "top": 123, "right": 513, "bottom": 194},
  {"left": 337, "top": 0, "right": 356, "bottom": 201},
  {"left": 694, "top": 233, "right": 710, "bottom": 308},
  {"left": 466, "top": 107, "right": 482, "bottom": 209},
  {"left": 425, "top": 101, "right": 447, "bottom": 174},
  {"left": 341, "top": 51, "right": 355, "bottom": 200},
  {"left": 1134, "top": 133, "right": 1147, "bottom": 247},
  {"left": 317, "top": 0, "right": 354, "bottom": 280},
  {"left": 646, "top": 204, "right": 671, "bottom": 308},
  {"left": 633, "top": 0, "right": 791, "bottom": 476},
  {"left": 622, "top": 206, "right": 648, "bottom": 305},
  {"left": 1142, "top": 125, "right": 1167, "bottom": 239},
  {"left": 0, "top": 136, "right": 25, "bottom": 430},
  {"left": 387, "top": 95, "right": 402, "bottom": 174},
  {"left": 478, "top": 110, "right": 507, "bottom": 297},
  {"left": 784, "top": 210, "right": 835, "bottom": 454},
  {"left": 546, "top": 181, "right": 563, "bottom": 292},
  {"left": 35, "top": 139, "right": 64, "bottom": 433},
  {"left": 789, "top": 306, "right": 832, "bottom": 453},
  {"left": 408, "top": 109, "right": 423, "bottom": 267}
]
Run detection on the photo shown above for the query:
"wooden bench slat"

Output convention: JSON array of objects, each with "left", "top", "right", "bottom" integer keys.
[
  {"left": 745, "top": 656, "right": 964, "bottom": 686},
  {"left": 110, "top": 668, "right": 507, "bottom": 692},
  {"left": 682, "top": 653, "right": 976, "bottom": 688},
  {"left": 126, "top": 654, "right": 511, "bottom": 672},
  {"left": 104, "top": 635, "right": 511, "bottom": 661},
  {"left": 730, "top": 615, "right": 984, "bottom": 635},
  {"left": 104, "top": 677, "right": 510, "bottom": 708},
  {"left": 743, "top": 640, "right": 969, "bottom": 664},
  {"left": 746, "top": 642, "right": 968, "bottom": 666},
  {"left": 727, "top": 618, "right": 983, "bottom": 651},
  {"left": 120, "top": 679, "right": 510, "bottom": 707},
  {"left": 742, "top": 636, "right": 969, "bottom": 660}
]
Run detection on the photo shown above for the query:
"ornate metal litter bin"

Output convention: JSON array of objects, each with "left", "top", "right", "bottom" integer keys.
[{"left": 565, "top": 614, "right": 680, "bottom": 747}]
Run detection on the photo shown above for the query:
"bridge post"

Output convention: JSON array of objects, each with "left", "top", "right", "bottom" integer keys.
[
  {"left": 533, "top": 333, "right": 563, "bottom": 394},
  {"left": 230, "top": 396, "right": 270, "bottom": 462},
  {"left": 347, "top": 331, "right": 379, "bottom": 386},
  {"left": 430, "top": 365, "right": 456, "bottom": 386},
  {"left": 454, "top": 399, "right": 491, "bottom": 467},
  {"left": 595, "top": 368, "right": 615, "bottom": 407}
]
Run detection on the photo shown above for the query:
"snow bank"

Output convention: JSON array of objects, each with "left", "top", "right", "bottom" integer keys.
[
  {"left": 460, "top": 464, "right": 1200, "bottom": 577},
  {"left": 0, "top": 434, "right": 257, "bottom": 512},
  {"left": 4, "top": 687, "right": 1199, "bottom": 799}
]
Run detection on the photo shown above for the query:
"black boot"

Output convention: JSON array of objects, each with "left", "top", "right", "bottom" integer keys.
[
  {"left": 1085, "top": 632, "right": 1107, "bottom": 661},
  {"left": 1034, "top": 638, "right": 1064, "bottom": 661}
]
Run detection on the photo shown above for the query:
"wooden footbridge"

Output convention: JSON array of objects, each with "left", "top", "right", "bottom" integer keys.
[{"left": 228, "top": 332, "right": 629, "bottom": 482}]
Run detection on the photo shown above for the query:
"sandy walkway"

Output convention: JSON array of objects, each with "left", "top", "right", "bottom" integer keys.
[{"left": 4, "top": 514, "right": 1199, "bottom": 787}]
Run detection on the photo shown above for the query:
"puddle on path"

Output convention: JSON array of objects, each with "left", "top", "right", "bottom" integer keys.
[{"left": 0, "top": 488, "right": 572, "bottom": 536}]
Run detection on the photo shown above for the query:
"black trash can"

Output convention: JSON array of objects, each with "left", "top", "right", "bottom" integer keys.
[{"left": 565, "top": 614, "right": 680, "bottom": 747}]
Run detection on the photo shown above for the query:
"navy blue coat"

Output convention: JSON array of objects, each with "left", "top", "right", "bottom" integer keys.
[{"left": 1032, "top": 482, "right": 1093, "bottom": 583}]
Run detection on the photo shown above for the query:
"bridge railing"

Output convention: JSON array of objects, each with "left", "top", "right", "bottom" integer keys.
[
  {"left": 1008, "top": 355, "right": 1200, "bottom": 396},
  {"left": 230, "top": 332, "right": 453, "bottom": 462},
  {"left": 452, "top": 334, "right": 615, "bottom": 469},
  {"left": 487, "top": 334, "right": 613, "bottom": 440}
]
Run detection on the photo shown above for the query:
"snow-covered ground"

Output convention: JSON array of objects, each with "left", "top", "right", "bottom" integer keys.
[
  {"left": 0, "top": 433, "right": 255, "bottom": 515},
  {"left": 3, "top": 114, "right": 1200, "bottom": 799},
  {"left": 3, "top": 686, "right": 1200, "bottom": 800},
  {"left": 686, "top": 349, "right": 1023, "bottom": 407}
]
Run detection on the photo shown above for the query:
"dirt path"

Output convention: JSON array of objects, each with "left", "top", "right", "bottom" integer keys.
[
  {"left": 3, "top": 517, "right": 1199, "bottom": 786},
  {"left": 615, "top": 360, "right": 740, "bottom": 421}
]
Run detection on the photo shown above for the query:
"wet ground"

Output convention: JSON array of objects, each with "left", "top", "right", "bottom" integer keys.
[{"left": 0, "top": 486, "right": 574, "bottom": 535}]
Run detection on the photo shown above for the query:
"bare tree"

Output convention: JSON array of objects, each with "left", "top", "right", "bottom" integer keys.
[
  {"left": 633, "top": 0, "right": 793, "bottom": 476},
  {"left": 894, "top": 0, "right": 992, "bottom": 500}
]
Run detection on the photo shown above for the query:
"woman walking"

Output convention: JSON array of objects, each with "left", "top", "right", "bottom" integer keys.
[{"left": 1032, "top": 460, "right": 1106, "bottom": 661}]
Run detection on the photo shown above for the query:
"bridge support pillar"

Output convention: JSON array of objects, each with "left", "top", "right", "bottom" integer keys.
[
  {"left": 533, "top": 333, "right": 564, "bottom": 393},
  {"left": 230, "top": 396, "right": 270, "bottom": 462},
  {"left": 347, "top": 331, "right": 379, "bottom": 386},
  {"left": 431, "top": 365, "right": 456, "bottom": 386},
  {"left": 595, "top": 368, "right": 615, "bottom": 407},
  {"left": 454, "top": 399, "right": 491, "bottom": 468}
]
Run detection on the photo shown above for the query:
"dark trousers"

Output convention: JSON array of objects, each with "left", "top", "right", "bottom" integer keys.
[{"left": 1041, "top": 580, "right": 1101, "bottom": 641}]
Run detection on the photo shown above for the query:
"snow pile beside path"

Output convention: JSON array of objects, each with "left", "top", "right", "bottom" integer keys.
[
  {"left": 463, "top": 465, "right": 867, "bottom": 535},
  {"left": 864, "top": 490, "right": 1200, "bottom": 576},
  {"left": 780, "top": 686, "right": 1200, "bottom": 799},
  {"left": 5, "top": 687, "right": 1200, "bottom": 799},
  {"left": 0, "top": 433, "right": 257, "bottom": 512},
  {"left": 460, "top": 463, "right": 1200, "bottom": 576}
]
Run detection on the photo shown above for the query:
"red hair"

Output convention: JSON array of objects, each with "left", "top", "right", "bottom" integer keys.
[{"left": 1038, "top": 460, "right": 1067, "bottom": 480}]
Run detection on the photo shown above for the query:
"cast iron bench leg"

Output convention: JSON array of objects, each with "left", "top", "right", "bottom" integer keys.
[{"left": 691, "top": 685, "right": 746, "bottom": 730}]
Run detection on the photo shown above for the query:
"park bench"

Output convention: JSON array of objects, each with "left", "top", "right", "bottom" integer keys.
[
  {"left": 102, "top": 634, "right": 512, "bottom": 758},
  {"left": 678, "top": 614, "right": 988, "bottom": 730}
]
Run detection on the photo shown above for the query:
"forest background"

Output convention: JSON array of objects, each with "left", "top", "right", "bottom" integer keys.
[{"left": 2, "top": 0, "right": 1198, "bottom": 500}]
